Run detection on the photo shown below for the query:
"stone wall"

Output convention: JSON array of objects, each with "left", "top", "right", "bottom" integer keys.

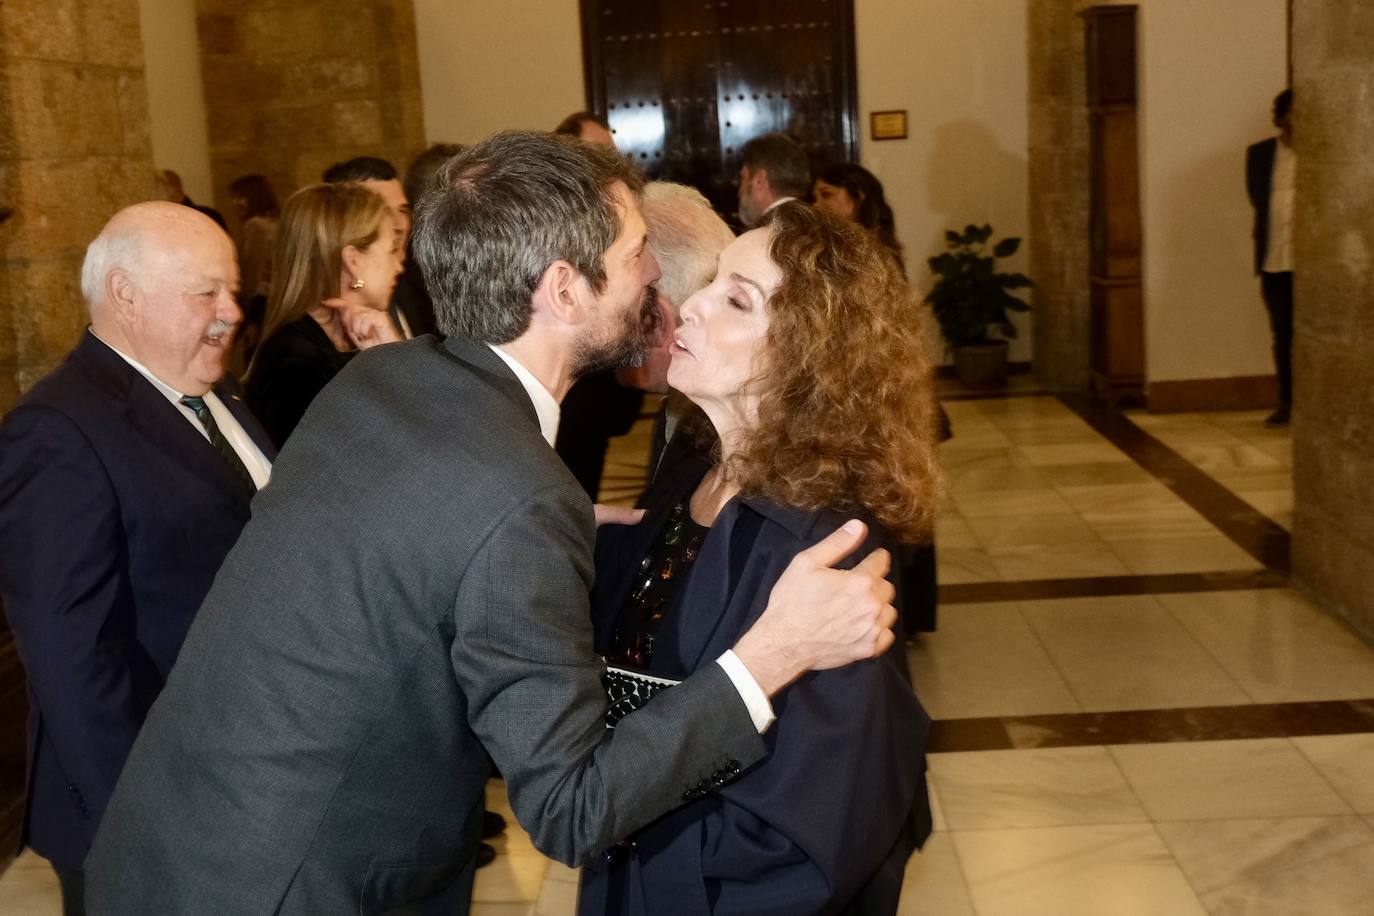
[
  {"left": 1290, "top": 0, "right": 1374, "bottom": 641},
  {"left": 0, "top": 0, "right": 155, "bottom": 410},
  {"left": 1026, "top": 0, "right": 1093, "bottom": 392},
  {"left": 195, "top": 0, "right": 426, "bottom": 231}
]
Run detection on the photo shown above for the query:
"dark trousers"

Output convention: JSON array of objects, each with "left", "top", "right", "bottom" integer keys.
[
  {"left": 56, "top": 866, "right": 86, "bottom": 916},
  {"left": 1260, "top": 271, "right": 1293, "bottom": 406},
  {"left": 899, "top": 542, "right": 938, "bottom": 635},
  {"left": 556, "top": 372, "right": 645, "bottom": 500}
]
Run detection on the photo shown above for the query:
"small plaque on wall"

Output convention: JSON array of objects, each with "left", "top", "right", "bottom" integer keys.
[{"left": 870, "top": 110, "right": 908, "bottom": 141}]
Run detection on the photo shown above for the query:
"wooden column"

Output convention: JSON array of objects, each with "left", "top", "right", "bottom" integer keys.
[{"left": 1082, "top": 5, "right": 1144, "bottom": 406}]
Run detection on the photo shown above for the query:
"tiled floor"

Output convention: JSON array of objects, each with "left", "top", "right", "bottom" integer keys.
[
  {"left": 6, "top": 393, "right": 1373, "bottom": 915},
  {"left": 937, "top": 398, "right": 1262, "bottom": 583},
  {"left": 1126, "top": 408, "right": 1294, "bottom": 531}
]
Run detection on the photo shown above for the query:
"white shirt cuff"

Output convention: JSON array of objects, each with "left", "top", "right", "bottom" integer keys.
[{"left": 715, "top": 650, "right": 776, "bottom": 733}]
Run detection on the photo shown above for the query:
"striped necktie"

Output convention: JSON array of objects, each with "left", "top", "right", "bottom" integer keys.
[{"left": 180, "top": 395, "right": 257, "bottom": 495}]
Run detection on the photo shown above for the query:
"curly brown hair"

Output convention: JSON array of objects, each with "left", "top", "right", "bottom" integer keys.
[{"left": 726, "top": 202, "right": 942, "bottom": 542}]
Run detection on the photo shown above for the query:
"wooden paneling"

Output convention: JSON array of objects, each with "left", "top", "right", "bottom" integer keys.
[
  {"left": 1146, "top": 375, "right": 1280, "bottom": 412},
  {"left": 1083, "top": 5, "right": 1144, "bottom": 407},
  {"left": 581, "top": 0, "right": 858, "bottom": 221}
]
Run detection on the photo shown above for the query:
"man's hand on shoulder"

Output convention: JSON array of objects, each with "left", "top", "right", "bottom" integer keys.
[{"left": 731, "top": 520, "right": 897, "bottom": 697}]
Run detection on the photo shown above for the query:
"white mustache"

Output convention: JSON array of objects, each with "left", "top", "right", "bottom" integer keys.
[{"left": 205, "top": 320, "right": 236, "bottom": 340}]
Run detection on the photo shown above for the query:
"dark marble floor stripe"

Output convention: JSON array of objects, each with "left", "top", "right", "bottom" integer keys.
[
  {"left": 940, "top": 568, "right": 1289, "bottom": 604},
  {"left": 927, "top": 699, "right": 1374, "bottom": 753},
  {"left": 1057, "top": 393, "right": 1290, "bottom": 571}
]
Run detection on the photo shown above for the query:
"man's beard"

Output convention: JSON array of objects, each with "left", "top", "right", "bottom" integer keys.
[
  {"left": 572, "top": 286, "right": 661, "bottom": 379},
  {"left": 738, "top": 191, "right": 760, "bottom": 229}
]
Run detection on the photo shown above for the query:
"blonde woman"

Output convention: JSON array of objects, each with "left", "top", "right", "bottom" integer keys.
[{"left": 246, "top": 183, "right": 403, "bottom": 448}]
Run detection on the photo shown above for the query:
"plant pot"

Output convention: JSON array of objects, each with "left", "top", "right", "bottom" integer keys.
[{"left": 953, "top": 341, "right": 1009, "bottom": 387}]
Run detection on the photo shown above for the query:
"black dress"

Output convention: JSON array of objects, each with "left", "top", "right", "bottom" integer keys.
[
  {"left": 246, "top": 316, "right": 355, "bottom": 450},
  {"left": 581, "top": 455, "right": 932, "bottom": 916}
]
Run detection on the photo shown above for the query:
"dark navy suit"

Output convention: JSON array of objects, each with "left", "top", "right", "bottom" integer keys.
[
  {"left": 583, "top": 453, "right": 932, "bottom": 915},
  {"left": 0, "top": 330, "right": 274, "bottom": 871}
]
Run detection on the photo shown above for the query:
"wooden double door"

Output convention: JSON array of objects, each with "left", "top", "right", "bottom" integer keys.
[{"left": 580, "top": 0, "right": 859, "bottom": 221}]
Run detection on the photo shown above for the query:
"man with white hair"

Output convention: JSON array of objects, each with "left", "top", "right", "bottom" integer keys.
[
  {"left": 0, "top": 201, "right": 274, "bottom": 914},
  {"left": 628, "top": 182, "right": 736, "bottom": 393},
  {"left": 616, "top": 182, "right": 735, "bottom": 481}
]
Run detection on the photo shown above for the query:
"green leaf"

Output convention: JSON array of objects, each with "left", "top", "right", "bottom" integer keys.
[
  {"left": 993, "top": 237, "right": 1021, "bottom": 258},
  {"left": 928, "top": 224, "right": 1034, "bottom": 345}
]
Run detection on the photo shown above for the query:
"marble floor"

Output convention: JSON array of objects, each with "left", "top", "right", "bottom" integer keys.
[{"left": 5, "top": 391, "right": 1373, "bottom": 915}]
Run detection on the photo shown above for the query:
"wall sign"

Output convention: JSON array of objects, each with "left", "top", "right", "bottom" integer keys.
[{"left": 870, "top": 110, "right": 908, "bottom": 141}]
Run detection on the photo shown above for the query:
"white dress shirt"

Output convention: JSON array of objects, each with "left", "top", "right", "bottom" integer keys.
[
  {"left": 487, "top": 344, "right": 562, "bottom": 446},
  {"left": 488, "top": 343, "right": 777, "bottom": 732},
  {"left": 1263, "top": 139, "right": 1296, "bottom": 274},
  {"left": 763, "top": 196, "right": 799, "bottom": 216},
  {"left": 93, "top": 334, "right": 272, "bottom": 489}
]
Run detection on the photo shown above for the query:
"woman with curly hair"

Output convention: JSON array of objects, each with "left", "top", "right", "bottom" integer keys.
[{"left": 579, "top": 202, "right": 938, "bottom": 916}]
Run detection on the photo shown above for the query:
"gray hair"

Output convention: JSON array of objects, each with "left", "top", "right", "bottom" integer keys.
[
  {"left": 80, "top": 222, "right": 145, "bottom": 310},
  {"left": 411, "top": 130, "right": 645, "bottom": 343},
  {"left": 641, "top": 182, "right": 734, "bottom": 310}
]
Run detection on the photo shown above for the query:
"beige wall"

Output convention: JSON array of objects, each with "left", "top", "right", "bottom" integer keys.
[
  {"left": 138, "top": 0, "right": 213, "bottom": 203},
  {"left": 855, "top": 0, "right": 1031, "bottom": 364},
  {"left": 1138, "top": 0, "right": 1288, "bottom": 383},
  {"left": 413, "top": 0, "right": 584, "bottom": 143}
]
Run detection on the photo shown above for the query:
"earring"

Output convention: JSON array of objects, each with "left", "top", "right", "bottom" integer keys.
[{"left": 351, "top": 279, "right": 365, "bottom": 290}]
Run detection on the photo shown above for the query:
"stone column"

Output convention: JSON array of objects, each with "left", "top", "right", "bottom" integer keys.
[
  {"left": 1026, "top": 0, "right": 1093, "bottom": 392},
  {"left": 1290, "top": 0, "right": 1374, "bottom": 642},
  {"left": 195, "top": 0, "right": 426, "bottom": 224},
  {"left": 0, "top": 0, "right": 154, "bottom": 410}
]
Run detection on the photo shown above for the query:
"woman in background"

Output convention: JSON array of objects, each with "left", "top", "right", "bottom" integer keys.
[
  {"left": 227, "top": 174, "right": 280, "bottom": 376},
  {"left": 246, "top": 183, "right": 402, "bottom": 449},
  {"left": 812, "top": 162, "right": 903, "bottom": 271},
  {"left": 814, "top": 162, "right": 948, "bottom": 635}
]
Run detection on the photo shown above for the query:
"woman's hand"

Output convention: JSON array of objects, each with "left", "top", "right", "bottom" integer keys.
[
  {"left": 323, "top": 298, "right": 402, "bottom": 350},
  {"left": 594, "top": 504, "right": 645, "bottom": 527}
]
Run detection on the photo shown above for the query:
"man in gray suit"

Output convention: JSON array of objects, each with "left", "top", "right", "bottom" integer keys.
[{"left": 86, "top": 132, "right": 897, "bottom": 915}]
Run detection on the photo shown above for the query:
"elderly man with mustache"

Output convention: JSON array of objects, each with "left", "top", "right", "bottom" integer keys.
[{"left": 0, "top": 201, "right": 275, "bottom": 916}]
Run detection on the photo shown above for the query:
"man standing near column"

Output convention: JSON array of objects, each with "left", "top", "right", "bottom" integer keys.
[
  {"left": 736, "top": 132, "right": 811, "bottom": 229},
  {"left": 1246, "top": 88, "right": 1295, "bottom": 427},
  {"left": 0, "top": 202, "right": 274, "bottom": 915}
]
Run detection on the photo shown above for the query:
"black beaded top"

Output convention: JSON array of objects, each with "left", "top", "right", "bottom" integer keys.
[{"left": 606, "top": 500, "right": 710, "bottom": 670}]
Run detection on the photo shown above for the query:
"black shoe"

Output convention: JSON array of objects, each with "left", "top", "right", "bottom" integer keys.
[
  {"left": 1263, "top": 407, "right": 1290, "bottom": 428},
  {"left": 482, "top": 811, "right": 507, "bottom": 839},
  {"left": 475, "top": 842, "right": 497, "bottom": 869}
]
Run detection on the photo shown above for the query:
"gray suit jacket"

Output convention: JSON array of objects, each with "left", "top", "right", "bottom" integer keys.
[{"left": 85, "top": 336, "right": 766, "bottom": 915}]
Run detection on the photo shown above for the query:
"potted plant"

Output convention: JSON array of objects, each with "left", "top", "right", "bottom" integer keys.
[{"left": 925, "top": 224, "right": 1033, "bottom": 386}]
